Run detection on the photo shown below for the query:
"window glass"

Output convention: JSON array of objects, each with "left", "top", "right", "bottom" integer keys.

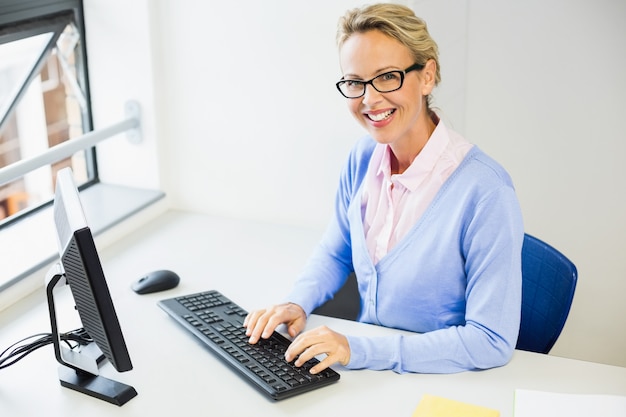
[
  {"left": 0, "top": 33, "right": 53, "bottom": 115},
  {"left": 0, "top": 9, "right": 93, "bottom": 226}
]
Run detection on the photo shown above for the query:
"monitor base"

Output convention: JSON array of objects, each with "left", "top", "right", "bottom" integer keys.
[{"left": 58, "top": 365, "right": 137, "bottom": 406}]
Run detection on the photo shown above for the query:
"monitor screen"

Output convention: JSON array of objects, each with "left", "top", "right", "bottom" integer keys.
[{"left": 46, "top": 167, "right": 136, "bottom": 405}]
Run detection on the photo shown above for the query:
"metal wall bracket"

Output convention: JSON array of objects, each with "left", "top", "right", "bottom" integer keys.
[{"left": 124, "top": 100, "right": 142, "bottom": 144}]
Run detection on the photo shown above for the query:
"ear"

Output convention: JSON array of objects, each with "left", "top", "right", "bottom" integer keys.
[{"left": 421, "top": 59, "right": 437, "bottom": 95}]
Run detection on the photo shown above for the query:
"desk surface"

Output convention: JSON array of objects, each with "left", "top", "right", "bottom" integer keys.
[{"left": 1, "top": 210, "right": 625, "bottom": 416}]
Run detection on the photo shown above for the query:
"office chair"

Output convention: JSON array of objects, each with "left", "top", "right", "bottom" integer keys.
[
  {"left": 516, "top": 233, "right": 577, "bottom": 354},
  {"left": 312, "top": 272, "right": 360, "bottom": 321},
  {"left": 313, "top": 233, "right": 578, "bottom": 355}
]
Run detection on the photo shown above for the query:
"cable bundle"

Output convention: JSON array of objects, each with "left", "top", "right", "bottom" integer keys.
[{"left": 0, "top": 328, "right": 92, "bottom": 370}]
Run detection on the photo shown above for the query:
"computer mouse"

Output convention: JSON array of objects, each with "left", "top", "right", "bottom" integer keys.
[{"left": 132, "top": 270, "right": 180, "bottom": 294}]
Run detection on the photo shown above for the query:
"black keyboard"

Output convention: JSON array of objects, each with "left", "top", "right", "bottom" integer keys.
[{"left": 158, "top": 290, "right": 340, "bottom": 400}]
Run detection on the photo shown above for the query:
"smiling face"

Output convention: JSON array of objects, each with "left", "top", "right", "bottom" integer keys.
[{"left": 339, "top": 30, "right": 436, "bottom": 161}]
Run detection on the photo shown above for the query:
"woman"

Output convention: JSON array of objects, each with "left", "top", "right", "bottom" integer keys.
[{"left": 244, "top": 3, "right": 524, "bottom": 374}]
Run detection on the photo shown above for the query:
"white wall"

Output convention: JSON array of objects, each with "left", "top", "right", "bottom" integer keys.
[
  {"left": 463, "top": 0, "right": 626, "bottom": 367},
  {"left": 84, "top": 0, "right": 625, "bottom": 367},
  {"left": 84, "top": 0, "right": 162, "bottom": 190},
  {"left": 149, "top": 0, "right": 365, "bottom": 229}
]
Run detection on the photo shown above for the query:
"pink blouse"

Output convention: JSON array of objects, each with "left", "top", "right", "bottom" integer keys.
[{"left": 361, "top": 120, "right": 473, "bottom": 264}]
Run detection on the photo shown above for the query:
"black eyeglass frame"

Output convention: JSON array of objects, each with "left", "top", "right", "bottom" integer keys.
[{"left": 335, "top": 63, "right": 425, "bottom": 99}]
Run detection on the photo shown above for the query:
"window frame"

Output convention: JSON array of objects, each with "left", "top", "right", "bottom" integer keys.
[{"left": 0, "top": 0, "right": 99, "bottom": 227}]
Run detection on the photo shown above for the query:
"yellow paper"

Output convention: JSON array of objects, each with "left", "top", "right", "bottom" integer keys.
[{"left": 412, "top": 394, "right": 500, "bottom": 417}]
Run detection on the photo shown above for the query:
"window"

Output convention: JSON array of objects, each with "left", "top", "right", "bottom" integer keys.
[
  {"left": 0, "top": 0, "right": 93, "bottom": 226},
  {"left": 0, "top": 1, "right": 164, "bottom": 299}
]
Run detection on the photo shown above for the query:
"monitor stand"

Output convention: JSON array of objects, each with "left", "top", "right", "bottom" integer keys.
[{"left": 46, "top": 265, "right": 137, "bottom": 406}]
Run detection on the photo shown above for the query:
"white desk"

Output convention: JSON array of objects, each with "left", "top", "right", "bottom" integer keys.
[{"left": 1, "top": 210, "right": 625, "bottom": 416}]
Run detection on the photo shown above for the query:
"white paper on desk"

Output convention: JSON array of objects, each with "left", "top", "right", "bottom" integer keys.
[{"left": 514, "top": 389, "right": 626, "bottom": 417}]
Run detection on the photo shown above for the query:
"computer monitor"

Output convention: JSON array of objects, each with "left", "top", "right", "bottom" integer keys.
[{"left": 45, "top": 167, "right": 137, "bottom": 406}]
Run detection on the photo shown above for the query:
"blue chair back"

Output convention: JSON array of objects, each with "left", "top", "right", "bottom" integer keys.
[{"left": 516, "top": 233, "right": 577, "bottom": 354}]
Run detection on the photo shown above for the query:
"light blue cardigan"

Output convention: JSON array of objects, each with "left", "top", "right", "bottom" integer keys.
[{"left": 287, "top": 133, "right": 524, "bottom": 374}]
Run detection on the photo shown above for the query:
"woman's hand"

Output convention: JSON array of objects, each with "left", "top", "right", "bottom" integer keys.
[
  {"left": 244, "top": 305, "right": 351, "bottom": 374},
  {"left": 285, "top": 325, "right": 351, "bottom": 374},
  {"left": 243, "top": 302, "right": 307, "bottom": 343}
]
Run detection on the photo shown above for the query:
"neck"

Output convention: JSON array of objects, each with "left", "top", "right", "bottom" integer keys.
[{"left": 389, "top": 112, "right": 437, "bottom": 175}]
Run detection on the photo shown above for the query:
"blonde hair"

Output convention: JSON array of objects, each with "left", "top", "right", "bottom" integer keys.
[{"left": 337, "top": 3, "right": 441, "bottom": 86}]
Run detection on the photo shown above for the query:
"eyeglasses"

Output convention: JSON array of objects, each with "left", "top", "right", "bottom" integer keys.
[{"left": 335, "top": 63, "right": 425, "bottom": 99}]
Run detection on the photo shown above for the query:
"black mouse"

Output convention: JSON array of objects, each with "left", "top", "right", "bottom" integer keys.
[{"left": 132, "top": 270, "right": 180, "bottom": 294}]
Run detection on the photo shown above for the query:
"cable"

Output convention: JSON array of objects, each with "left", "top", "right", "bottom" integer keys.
[{"left": 0, "top": 328, "right": 93, "bottom": 370}]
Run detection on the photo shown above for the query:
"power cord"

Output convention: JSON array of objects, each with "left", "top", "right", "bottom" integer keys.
[{"left": 0, "top": 328, "right": 92, "bottom": 370}]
